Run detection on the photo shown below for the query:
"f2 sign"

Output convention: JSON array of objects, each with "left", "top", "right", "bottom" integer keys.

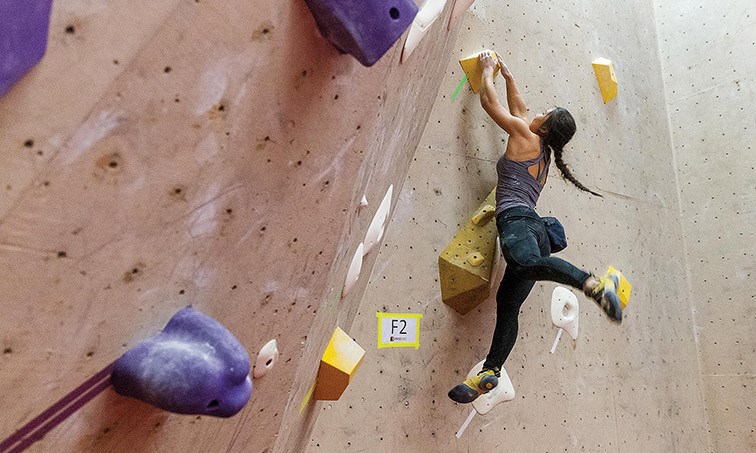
[{"left": 376, "top": 313, "right": 423, "bottom": 349}]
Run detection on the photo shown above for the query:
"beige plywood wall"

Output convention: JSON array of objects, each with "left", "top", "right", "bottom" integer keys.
[
  {"left": 654, "top": 1, "right": 756, "bottom": 451},
  {"left": 309, "top": 0, "right": 712, "bottom": 451},
  {"left": 0, "top": 0, "right": 462, "bottom": 451}
]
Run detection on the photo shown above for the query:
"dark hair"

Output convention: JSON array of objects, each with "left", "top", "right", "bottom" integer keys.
[{"left": 542, "top": 107, "right": 602, "bottom": 197}]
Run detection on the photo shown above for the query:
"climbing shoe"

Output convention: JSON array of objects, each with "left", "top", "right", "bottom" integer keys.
[
  {"left": 587, "top": 271, "right": 623, "bottom": 324},
  {"left": 448, "top": 368, "right": 499, "bottom": 403}
]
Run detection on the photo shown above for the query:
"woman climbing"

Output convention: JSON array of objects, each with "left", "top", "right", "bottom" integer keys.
[{"left": 448, "top": 51, "right": 623, "bottom": 404}]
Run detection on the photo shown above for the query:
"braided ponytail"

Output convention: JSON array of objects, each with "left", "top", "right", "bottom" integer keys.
[
  {"left": 543, "top": 107, "right": 602, "bottom": 197},
  {"left": 550, "top": 145, "right": 603, "bottom": 197}
]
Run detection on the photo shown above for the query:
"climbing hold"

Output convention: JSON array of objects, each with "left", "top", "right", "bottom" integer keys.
[
  {"left": 592, "top": 57, "right": 618, "bottom": 103},
  {"left": 439, "top": 188, "right": 498, "bottom": 314},
  {"left": 111, "top": 308, "right": 252, "bottom": 417},
  {"left": 607, "top": 265, "right": 632, "bottom": 309},
  {"left": 0, "top": 0, "right": 54, "bottom": 97},
  {"left": 253, "top": 339, "right": 279, "bottom": 379},
  {"left": 360, "top": 195, "right": 369, "bottom": 208},
  {"left": 447, "top": 0, "right": 476, "bottom": 30},
  {"left": 470, "top": 204, "right": 495, "bottom": 226},
  {"left": 314, "top": 327, "right": 365, "bottom": 400},
  {"left": 551, "top": 286, "right": 579, "bottom": 340},
  {"left": 364, "top": 185, "right": 393, "bottom": 254},
  {"left": 466, "top": 252, "right": 484, "bottom": 267},
  {"left": 342, "top": 242, "right": 364, "bottom": 297},
  {"left": 458, "top": 50, "right": 500, "bottom": 93},
  {"left": 400, "top": 0, "right": 448, "bottom": 63},
  {"left": 468, "top": 360, "right": 514, "bottom": 415},
  {"left": 303, "top": 0, "right": 419, "bottom": 67}
]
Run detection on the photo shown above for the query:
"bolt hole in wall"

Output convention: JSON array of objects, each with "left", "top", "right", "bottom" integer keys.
[{"left": 389, "top": 7, "right": 400, "bottom": 20}]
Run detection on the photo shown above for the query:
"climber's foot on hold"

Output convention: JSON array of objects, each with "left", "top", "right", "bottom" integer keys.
[
  {"left": 585, "top": 271, "right": 623, "bottom": 324},
  {"left": 448, "top": 368, "right": 499, "bottom": 403}
]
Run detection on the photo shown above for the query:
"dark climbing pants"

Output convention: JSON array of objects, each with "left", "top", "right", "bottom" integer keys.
[{"left": 482, "top": 206, "right": 591, "bottom": 371}]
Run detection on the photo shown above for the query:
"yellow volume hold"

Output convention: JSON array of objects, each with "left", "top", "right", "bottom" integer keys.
[{"left": 438, "top": 188, "right": 498, "bottom": 314}]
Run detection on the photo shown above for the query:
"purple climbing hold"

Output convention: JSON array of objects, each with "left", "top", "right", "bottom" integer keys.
[
  {"left": 303, "top": 0, "right": 418, "bottom": 67},
  {"left": 111, "top": 308, "right": 252, "bottom": 417},
  {"left": 0, "top": 0, "right": 54, "bottom": 97}
]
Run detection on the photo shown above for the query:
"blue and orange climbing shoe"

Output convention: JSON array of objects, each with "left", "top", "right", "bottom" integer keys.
[
  {"left": 587, "top": 271, "right": 623, "bottom": 324},
  {"left": 448, "top": 367, "right": 499, "bottom": 403}
]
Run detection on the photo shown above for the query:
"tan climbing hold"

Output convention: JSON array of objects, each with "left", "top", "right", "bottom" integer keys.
[
  {"left": 471, "top": 204, "right": 495, "bottom": 226},
  {"left": 438, "top": 188, "right": 498, "bottom": 314},
  {"left": 466, "top": 252, "right": 484, "bottom": 267},
  {"left": 313, "top": 327, "right": 365, "bottom": 401}
]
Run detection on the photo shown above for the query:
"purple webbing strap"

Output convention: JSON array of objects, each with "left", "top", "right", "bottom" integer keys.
[{"left": 0, "top": 361, "right": 115, "bottom": 453}]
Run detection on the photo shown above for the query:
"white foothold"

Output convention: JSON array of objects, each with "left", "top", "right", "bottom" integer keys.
[
  {"left": 343, "top": 242, "right": 364, "bottom": 297},
  {"left": 253, "top": 339, "right": 279, "bottom": 379},
  {"left": 551, "top": 286, "right": 579, "bottom": 340},
  {"left": 360, "top": 195, "right": 368, "bottom": 208},
  {"left": 401, "top": 0, "right": 449, "bottom": 63},
  {"left": 363, "top": 185, "right": 393, "bottom": 255},
  {"left": 468, "top": 359, "right": 515, "bottom": 415}
]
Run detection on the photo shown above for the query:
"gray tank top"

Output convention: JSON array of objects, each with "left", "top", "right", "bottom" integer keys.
[{"left": 495, "top": 141, "right": 550, "bottom": 216}]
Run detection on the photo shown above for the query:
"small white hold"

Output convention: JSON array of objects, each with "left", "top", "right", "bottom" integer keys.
[
  {"left": 253, "top": 339, "right": 279, "bottom": 379},
  {"left": 551, "top": 286, "right": 579, "bottom": 340},
  {"left": 360, "top": 195, "right": 368, "bottom": 208},
  {"left": 364, "top": 185, "right": 393, "bottom": 255},
  {"left": 342, "top": 243, "right": 364, "bottom": 297},
  {"left": 468, "top": 359, "right": 515, "bottom": 415}
]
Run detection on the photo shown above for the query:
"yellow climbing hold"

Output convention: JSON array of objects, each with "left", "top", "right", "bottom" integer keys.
[
  {"left": 459, "top": 50, "right": 500, "bottom": 93},
  {"left": 608, "top": 266, "right": 632, "bottom": 309},
  {"left": 313, "top": 326, "right": 365, "bottom": 401},
  {"left": 439, "top": 188, "right": 498, "bottom": 314},
  {"left": 592, "top": 57, "right": 618, "bottom": 103},
  {"left": 471, "top": 204, "right": 496, "bottom": 226}
]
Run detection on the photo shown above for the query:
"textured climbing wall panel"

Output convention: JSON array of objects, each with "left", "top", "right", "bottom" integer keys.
[
  {"left": 654, "top": 1, "right": 756, "bottom": 451},
  {"left": 308, "top": 0, "right": 710, "bottom": 451},
  {"left": 0, "top": 0, "right": 460, "bottom": 451}
]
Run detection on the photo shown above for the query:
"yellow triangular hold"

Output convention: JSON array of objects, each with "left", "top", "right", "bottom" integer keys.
[
  {"left": 314, "top": 326, "right": 365, "bottom": 401},
  {"left": 459, "top": 50, "right": 501, "bottom": 93},
  {"left": 608, "top": 266, "right": 631, "bottom": 309},
  {"left": 592, "top": 57, "right": 618, "bottom": 103}
]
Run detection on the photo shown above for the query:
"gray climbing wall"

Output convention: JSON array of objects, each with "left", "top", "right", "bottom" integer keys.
[
  {"left": 309, "top": 0, "right": 715, "bottom": 451},
  {"left": 654, "top": 1, "right": 756, "bottom": 451}
]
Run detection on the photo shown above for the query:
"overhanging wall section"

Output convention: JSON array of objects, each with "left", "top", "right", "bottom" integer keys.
[{"left": 0, "top": 0, "right": 460, "bottom": 451}]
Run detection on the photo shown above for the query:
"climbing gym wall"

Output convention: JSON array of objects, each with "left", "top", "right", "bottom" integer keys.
[
  {"left": 0, "top": 0, "right": 463, "bottom": 452},
  {"left": 655, "top": 1, "right": 756, "bottom": 451},
  {"left": 309, "top": 0, "right": 714, "bottom": 451}
]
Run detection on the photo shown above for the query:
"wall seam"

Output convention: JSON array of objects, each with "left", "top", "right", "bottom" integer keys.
[{"left": 649, "top": 2, "right": 713, "bottom": 452}]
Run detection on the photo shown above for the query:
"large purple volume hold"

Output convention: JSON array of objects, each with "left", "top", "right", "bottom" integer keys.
[
  {"left": 0, "top": 0, "right": 53, "bottom": 97},
  {"left": 303, "top": 0, "right": 418, "bottom": 67},
  {"left": 111, "top": 308, "right": 252, "bottom": 417}
]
